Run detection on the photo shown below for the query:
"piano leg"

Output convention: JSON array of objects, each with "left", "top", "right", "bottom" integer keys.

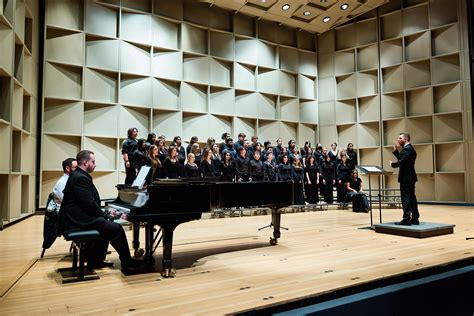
[
  {"left": 161, "top": 224, "right": 178, "bottom": 278},
  {"left": 132, "top": 222, "right": 144, "bottom": 258},
  {"left": 270, "top": 208, "right": 281, "bottom": 245}
]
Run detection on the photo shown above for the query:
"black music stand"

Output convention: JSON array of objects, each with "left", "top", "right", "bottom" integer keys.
[{"left": 357, "top": 165, "right": 393, "bottom": 229}]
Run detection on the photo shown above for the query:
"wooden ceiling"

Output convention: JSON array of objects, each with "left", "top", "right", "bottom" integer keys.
[{"left": 201, "top": 0, "right": 389, "bottom": 33}]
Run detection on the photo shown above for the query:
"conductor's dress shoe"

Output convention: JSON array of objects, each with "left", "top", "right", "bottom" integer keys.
[
  {"left": 411, "top": 219, "right": 420, "bottom": 225},
  {"left": 395, "top": 220, "right": 411, "bottom": 226}
]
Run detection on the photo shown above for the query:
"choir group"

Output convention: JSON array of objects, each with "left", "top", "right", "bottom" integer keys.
[{"left": 121, "top": 127, "right": 369, "bottom": 212}]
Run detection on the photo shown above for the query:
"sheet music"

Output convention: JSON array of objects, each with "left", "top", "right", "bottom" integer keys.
[
  {"left": 132, "top": 166, "right": 151, "bottom": 189},
  {"left": 362, "top": 166, "right": 381, "bottom": 172}
]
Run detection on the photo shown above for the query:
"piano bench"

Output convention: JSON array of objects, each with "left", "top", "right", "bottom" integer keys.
[{"left": 58, "top": 230, "right": 101, "bottom": 284}]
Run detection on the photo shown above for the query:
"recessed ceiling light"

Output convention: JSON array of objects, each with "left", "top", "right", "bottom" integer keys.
[
  {"left": 322, "top": 16, "right": 331, "bottom": 23},
  {"left": 320, "top": 0, "right": 327, "bottom": 3},
  {"left": 340, "top": 3, "right": 349, "bottom": 10},
  {"left": 282, "top": 4, "right": 290, "bottom": 11},
  {"left": 260, "top": 0, "right": 266, "bottom": 3},
  {"left": 303, "top": 11, "right": 311, "bottom": 16}
]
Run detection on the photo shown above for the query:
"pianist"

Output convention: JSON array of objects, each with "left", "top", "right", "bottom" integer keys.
[{"left": 60, "top": 150, "right": 145, "bottom": 275}]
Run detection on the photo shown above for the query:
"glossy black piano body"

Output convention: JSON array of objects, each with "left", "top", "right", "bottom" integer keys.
[{"left": 109, "top": 180, "right": 294, "bottom": 277}]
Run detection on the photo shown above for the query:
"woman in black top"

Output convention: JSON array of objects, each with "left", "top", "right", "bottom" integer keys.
[
  {"left": 249, "top": 151, "right": 264, "bottom": 181},
  {"left": 183, "top": 153, "right": 199, "bottom": 178},
  {"left": 321, "top": 155, "right": 335, "bottom": 203},
  {"left": 336, "top": 154, "right": 351, "bottom": 204},
  {"left": 156, "top": 139, "right": 168, "bottom": 165},
  {"left": 172, "top": 136, "right": 186, "bottom": 167},
  {"left": 146, "top": 133, "right": 156, "bottom": 150},
  {"left": 210, "top": 143, "right": 222, "bottom": 177},
  {"left": 148, "top": 145, "right": 163, "bottom": 181},
  {"left": 163, "top": 146, "right": 180, "bottom": 179},
  {"left": 133, "top": 138, "right": 150, "bottom": 173},
  {"left": 263, "top": 151, "right": 279, "bottom": 182},
  {"left": 200, "top": 148, "right": 214, "bottom": 178},
  {"left": 346, "top": 169, "right": 368, "bottom": 212},
  {"left": 346, "top": 143, "right": 358, "bottom": 171},
  {"left": 220, "top": 152, "right": 235, "bottom": 181},
  {"left": 300, "top": 141, "right": 312, "bottom": 164},
  {"left": 191, "top": 143, "right": 202, "bottom": 167},
  {"left": 235, "top": 147, "right": 250, "bottom": 182},
  {"left": 278, "top": 154, "right": 292, "bottom": 182},
  {"left": 292, "top": 157, "right": 305, "bottom": 205},
  {"left": 305, "top": 155, "right": 319, "bottom": 204}
]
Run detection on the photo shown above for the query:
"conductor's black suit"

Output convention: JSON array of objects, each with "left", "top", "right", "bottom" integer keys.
[
  {"left": 60, "top": 168, "right": 132, "bottom": 265},
  {"left": 391, "top": 143, "right": 420, "bottom": 222}
]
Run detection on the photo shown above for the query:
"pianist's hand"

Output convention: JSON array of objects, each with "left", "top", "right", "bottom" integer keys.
[{"left": 121, "top": 213, "right": 128, "bottom": 221}]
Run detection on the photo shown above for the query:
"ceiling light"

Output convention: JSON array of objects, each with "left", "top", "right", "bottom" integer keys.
[
  {"left": 303, "top": 11, "right": 311, "bottom": 16},
  {"left": 322, "top": 16, "right": 331, "bottom": 23},
  {"left": 320, "top": 0, "right": 327, "bottom": 3},
  {"left": 260, "top": 0, "right": 267, "bottom": 3},
  {"left": 340, "top": 3, "right": 349, "bottom": 10},
  {"left": 282, "top": 4, "right": 290, "bottom": 11}
]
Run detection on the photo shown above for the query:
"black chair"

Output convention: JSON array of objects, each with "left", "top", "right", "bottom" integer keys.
[{"left": 58, "top": 230, "right": 101, "bottom": 283}]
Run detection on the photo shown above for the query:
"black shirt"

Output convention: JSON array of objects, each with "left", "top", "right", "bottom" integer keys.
[
  {"left": 121, "top": 138, "right": 138, "bottom": 162},
  {"left": 337, "top": 163, "right": 351, "bottom": 182},
  {"left": 200, "top": 160, "right": 214, "bottom": 178},
  {"left": 235, "top": 155, "right": 250, "bottom": 178},
  {"left": 305, "top": 164, "right": 319, "bottom": 183},
  {"left": 348, "top": 177, "right": 362, "bottom": 192},
  {"left": 163, "top": 158, "right": 180, "bottom": 179},
  {"left": 263, "top": 160, "right": 279, "bottom": 182},
  {"left": 321, "top": 161, "right": 335, "bottom": 180},
  {"left": 249, "top": 159, "right": 264, "bottom": 181},
  {"left": 220, "top": 161, "right": 235, "bottom": 181},
  {"left": 183, "top": 163, "right": 199, "bottom": 178},
  {"left": 279, "top": 163, "right": 292, "bottom": 181}
]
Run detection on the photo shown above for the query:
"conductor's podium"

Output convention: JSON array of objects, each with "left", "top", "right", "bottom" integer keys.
[{"left": 374, "top": 222, "right": 455, "bottom": 238}]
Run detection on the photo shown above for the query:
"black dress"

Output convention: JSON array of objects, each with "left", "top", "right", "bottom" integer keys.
[
  {"left": 321, "top": 160, "right": 335, "bottom": 203},
  {"left": 163, "top": 158, "right": 180, "bottom": 179},
  {"left": 278, "top": 163, "right": 292, "bottom": 182},
  {"left": 347, "top": 177, "right": 369, "bottom": 212},
  {"left": 220, "top": 161, "right": 235, "bottom": 181},
  {"left": 200, "top": 160, "right": 215, "bottom": 178},
  {"left": 183, "top": 163, "right": 199, "bottom": 178},
  {"left": 292, "top": 165, "right": 305, "bottom": 205},
  {"left": 336, "top": 163, "right": 351, "bottom": 203},
  {"left": 347, "top": 149, "right": 358, "bottom": 171},
  {"left": 304, "top": 164, "right": 319, "bottom": 204}
]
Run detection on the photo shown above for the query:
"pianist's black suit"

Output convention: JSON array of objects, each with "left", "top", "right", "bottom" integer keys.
[
  {"left": 60, "top": 168, "right": 133, "bottom": 265},
  {"left": 391, "top": 143, "right": 419, "bottom": 222}
]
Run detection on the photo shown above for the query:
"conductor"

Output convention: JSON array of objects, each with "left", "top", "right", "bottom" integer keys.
[
  {"left": 60, "top": 150, "right": 144, "bottom": 274},
  {"left": 389, "top": 132, "right": 420, "bottom": 225}
]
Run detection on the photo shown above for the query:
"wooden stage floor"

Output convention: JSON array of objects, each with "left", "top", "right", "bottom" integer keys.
[{"left": 0, "top": 205, "right": 473, "bottom": 315}]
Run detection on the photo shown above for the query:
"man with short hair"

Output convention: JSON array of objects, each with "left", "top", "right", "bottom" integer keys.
[
  {"left": 60, "top": 150, "right": 143, "bottom": 274},
  {"left": 52, "top": 158, "right": 77, "bottom": 212},
  {"left": 233, "top": 132, "right": 246, "bottom": 151},
  {"left": 390, "top": 132, "right": 420, "bottom": 225},
  {"left": 122, "top": 127, "right": 138, "bottom": 185}
]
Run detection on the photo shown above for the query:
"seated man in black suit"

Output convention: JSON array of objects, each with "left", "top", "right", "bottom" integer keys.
[
  {"left": 389, "top": 132, "right": 420, "bottom": 225},
  {"left": 60, "top": 150, "right": 144, "bottom": 274}
]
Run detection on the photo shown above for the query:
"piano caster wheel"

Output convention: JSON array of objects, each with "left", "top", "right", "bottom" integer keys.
[
  {"left": 269, "top": 238, "right": 278, "bottom": 245},
  {"left": 134, "top": 248, "right": 145, "bottom": 258},
  {"left": 161, "top": 268, "right": 176, "bottom": 278}
]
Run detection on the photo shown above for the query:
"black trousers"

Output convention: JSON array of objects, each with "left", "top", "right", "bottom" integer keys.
[
  {"left": 124, "top": 165, "right": 136, "bottom": 185},
  {"left": 305, "top": 182, "right": 319, "bottom": 204},
  {"left": 336, "top": 180, "right": 346, "bottom": 203},
  {"left": 400, "top": 183, "right": 419, "bottom": 220},
  {"left": 86, "top": 219, "right": 132, "bottom": 264}
]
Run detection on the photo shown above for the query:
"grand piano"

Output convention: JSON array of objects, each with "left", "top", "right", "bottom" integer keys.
[{"left": 108, "top": 180, "right": 294, "bottom": 277}]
